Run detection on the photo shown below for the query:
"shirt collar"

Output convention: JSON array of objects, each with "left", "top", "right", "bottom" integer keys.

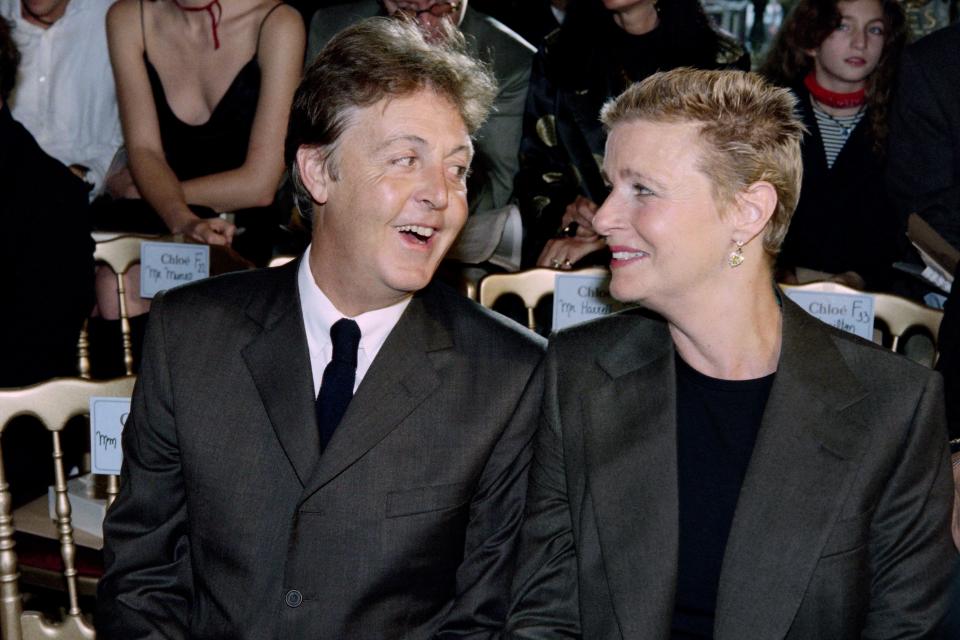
[
  {"left": 8, "top": 0, "right": 82, "bottom": 30},
  {"left": 297, "top": 249, "right": 411, "bottom": 354}
]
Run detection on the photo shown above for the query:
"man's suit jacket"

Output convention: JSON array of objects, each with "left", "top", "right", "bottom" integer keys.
[
  {"left": 97, "top": 260, "right": 545, "bottom": 639},
  {"left": 887, "top": 21, "right": 960, "bottom": 253},
  {"left": 507, "top": 297, "right": 954, "bottom": 639},
  {"left": 307, "top": 2, "right": 535, "bottom": 216}
]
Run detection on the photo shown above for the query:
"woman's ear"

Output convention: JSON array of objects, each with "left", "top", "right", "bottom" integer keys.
[
  {"left": 295, "top": 145, "right": 331, "bottom": 206},
  {"left": 733, "top": 181, "right": 778, "bottom": 245}
]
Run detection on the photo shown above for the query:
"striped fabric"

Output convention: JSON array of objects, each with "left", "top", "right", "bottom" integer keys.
[{"left": 813, "top": 107, "right": 866, "bottom": 168}]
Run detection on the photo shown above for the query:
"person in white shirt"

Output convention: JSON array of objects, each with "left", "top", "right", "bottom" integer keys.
[{"left": 1, "top": 0, "right": 123, "bottom": 196}]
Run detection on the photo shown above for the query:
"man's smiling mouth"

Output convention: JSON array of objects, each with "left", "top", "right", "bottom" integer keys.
[{"left": 397, "top": 224, "right": 436, "bottom": 244}]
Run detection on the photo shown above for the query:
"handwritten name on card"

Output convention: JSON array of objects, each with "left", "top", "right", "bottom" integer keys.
[
  {"left": 140, "top": 241, "right": 210, "bottom": 298},
  {"left": 784, "top": 289, "right": 875, "bottom": 340},
  {"left": 90, "top": 396, "right": 132, "bottom": 475},
  {"left": 553, "top": 273, "right": 633, "bottom": 331}
]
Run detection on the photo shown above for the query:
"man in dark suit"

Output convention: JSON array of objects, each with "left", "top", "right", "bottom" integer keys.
[
  {"left": 97, "top": 18, "right": 545, "bottom": 639},
  {"left": 307, "top": 0, "right": 534, "bottom": 218}
]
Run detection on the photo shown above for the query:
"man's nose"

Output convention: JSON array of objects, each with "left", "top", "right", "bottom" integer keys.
[{"left": 417, "top": 165, "right": 449, "bottom": 210}]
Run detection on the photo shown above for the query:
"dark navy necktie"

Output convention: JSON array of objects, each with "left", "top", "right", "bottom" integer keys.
[{"left": 316, "top": 318, "right": 361, "bottom": 451}]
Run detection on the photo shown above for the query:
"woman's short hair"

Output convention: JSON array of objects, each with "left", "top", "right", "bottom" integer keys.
[
  {"left": 601, "top": 68, "right": 805, "bottom": 258},
  {"left": 285, "top": 17, "right": 497, "bottom": 212},
  {"left": 0, "top": 17, "right": 20, "bottom": 102}
]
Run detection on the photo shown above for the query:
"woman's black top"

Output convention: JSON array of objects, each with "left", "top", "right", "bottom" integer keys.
[{"left": 671, "top": 354, "right": 776, "bottom": 638}]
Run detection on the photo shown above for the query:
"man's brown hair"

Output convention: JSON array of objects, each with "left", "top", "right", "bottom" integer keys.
[{"left": 285, "top": 17, "right": 497, "bottom": 214}]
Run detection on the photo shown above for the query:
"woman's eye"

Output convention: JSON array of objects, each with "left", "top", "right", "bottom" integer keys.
[
  {"left": 835, "top": 22, "right": 850, "bottom": 31},
  {"left": 633, "top": 184, "right": 653, "bottom": 197},
  {"left": 868, "top": 25, "right": 885, "bottom": 36}
]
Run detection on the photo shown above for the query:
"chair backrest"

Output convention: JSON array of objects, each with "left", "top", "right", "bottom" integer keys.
[
  {"left": 781, "top": 282, "right": 944, "bottom": 364},
  {"left": 79, "top": 235, "right": 157, "bottom": 379},
  {"left": 479, "top": 267, "right": 608, "bottom": 331},
  {"left": 0, "top": 376, "right": 136, "bottom": 640}
]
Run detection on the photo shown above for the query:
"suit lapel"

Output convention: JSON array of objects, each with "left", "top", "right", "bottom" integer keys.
[
  {"left": 714, "top": 298, "right": 870, "bottom": 640},
  {"left": 301, "top": 285, "right": 449, "bottom": 497},
  {"left": 583, "top": 315, "right": 679, "bottom": 639},
  {"left": 240, "top": 260, "right": 320, "bottom": 487}
]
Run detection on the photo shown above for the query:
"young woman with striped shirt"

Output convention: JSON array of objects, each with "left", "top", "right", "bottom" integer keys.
[{"left": 762, "top": 0, "right": 906, "bottom": 291}]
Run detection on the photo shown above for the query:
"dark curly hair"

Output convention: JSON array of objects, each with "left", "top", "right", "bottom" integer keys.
[
  {"left": 0, "top": 17, "right": 20, "bottom": 102},
  {"left": 760, "top": 0, "right": 907, "bottom": 152}
]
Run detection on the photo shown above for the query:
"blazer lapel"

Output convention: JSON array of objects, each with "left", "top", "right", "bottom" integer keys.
[
  {"left": 714, "top": 299, "right": 870, "bottom": 640},
  {"left": 301, "top": 285, "right": 448, "bottom": 497},
  {"left": 583, "top": 314, "right": 679, "bottom": 639},
  {"left": 241, "top": 260, "right": 320, "bottom": 487}
]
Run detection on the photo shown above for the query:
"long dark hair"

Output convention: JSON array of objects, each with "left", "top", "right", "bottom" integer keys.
[
  {"left": 550, "top": 0, "right": 743, "bottom": 88},
  {"left": 761, "top": 0, "right": 907, "bottom": 150}
]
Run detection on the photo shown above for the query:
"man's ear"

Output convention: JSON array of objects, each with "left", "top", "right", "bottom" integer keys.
[
  {"left": 296, "top": 145, "right": 331, "bottom": 206},
  {"left": 732, "top": 181, "right": 778, "bottom": 245}
]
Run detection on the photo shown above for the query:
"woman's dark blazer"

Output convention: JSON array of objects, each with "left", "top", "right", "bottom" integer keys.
[
  {"left": 777, "top": 86, "right": 901, "bottom": 290},
  {"left": 507, "top": 296, "right": 954, "bottom": 639}
]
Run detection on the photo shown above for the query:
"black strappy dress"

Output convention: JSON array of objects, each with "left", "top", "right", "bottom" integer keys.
[{"left": 92, "top": 2, "right": 282, "bottom": 266}]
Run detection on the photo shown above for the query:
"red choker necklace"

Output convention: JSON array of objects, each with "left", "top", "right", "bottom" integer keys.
[
  {"left": 172, "top": 0, "right": 222, "bottom": 50},
  {"left": 804, "top": 71, "right": 865, "bottom": 109}
]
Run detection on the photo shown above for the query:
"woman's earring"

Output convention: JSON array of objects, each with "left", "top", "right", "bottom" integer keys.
[{"left": 728, "top": 241, "right": 744, "bottom": 268}]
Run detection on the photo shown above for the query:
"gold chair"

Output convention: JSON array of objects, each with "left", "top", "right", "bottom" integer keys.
[
  {"left": 479, "top": 267, "right": 608, "bottom": 331},
  {"left": 79, "top": 235, "right": 158, "bottom": 379},
  {"left": 0, "top": 376, "right": 135, "bottom": 640},
  {"left": 781, "top": 282, "right": 944, "bottom": 364}
]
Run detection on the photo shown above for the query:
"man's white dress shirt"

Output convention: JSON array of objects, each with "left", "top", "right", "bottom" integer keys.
[
  {"left": 1, "top": 0, "right": 122, "bottom": 195},
  {"left": 297, "top": 252, "right": 411, "bottom": 396}
]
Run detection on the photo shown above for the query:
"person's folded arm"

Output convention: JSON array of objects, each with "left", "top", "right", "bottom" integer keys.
[
  {"left": 97, "top": 292, "right": 192, "bottom": 640},
  {"left": 106, "top": 1, "right": 205, "bottom": 237},
  {"left": 505, "top": 348, "right": 581, "bottom": 638},
  {"left": 435, "top": 356, "right": 545, "bottom": 638},
  {"left": 862, "top": 371, "right": 955, "bottom": 639}
]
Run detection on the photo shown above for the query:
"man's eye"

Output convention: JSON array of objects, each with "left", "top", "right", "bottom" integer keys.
[
  {"left": 633, "top": 184, "right": 653, "bottom": 197},
  {"left": 452, "top": 165, "right": 470, "bottom": 180},
  {"left": 393, "top": 156, "right": 417, "bottom": 167}
]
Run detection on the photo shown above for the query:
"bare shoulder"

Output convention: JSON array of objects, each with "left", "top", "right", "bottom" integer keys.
[
  {"left": 106, "top": 0, "right": 145, "bottom": 52},
  {"left": 257, "top": 2, "right": 305, "bottom": 55},
  {"left": 106, "top": 0, "right": 139, "bottom": 30},
  {"left": 259, "top": 2, "right": 304, "bottom": 35}
]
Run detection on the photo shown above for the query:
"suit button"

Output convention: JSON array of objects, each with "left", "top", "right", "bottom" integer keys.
[{"left": 285, "top": 589, "right": 303, "bottom": 608}]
